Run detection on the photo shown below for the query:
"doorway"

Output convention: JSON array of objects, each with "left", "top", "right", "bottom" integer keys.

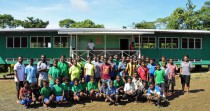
[{"left": 120, "top": 38, "right": 129, "bottom": 50}]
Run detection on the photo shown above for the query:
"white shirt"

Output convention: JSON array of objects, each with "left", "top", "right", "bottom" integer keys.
[
  {"left": 132, "top": 78, "right": 144, "bottom": 90},
  {"left": 124, "top": 82, "right": 135, "bottom": 92},
  {"left": 88, "top": 42, "right": 95, "bottom": 50},
  {"left": 14, "top": 62, "right": 25, "bottom": 82},
  {"left": 37, "top": 61, "right": 50, "bottom": 80}
]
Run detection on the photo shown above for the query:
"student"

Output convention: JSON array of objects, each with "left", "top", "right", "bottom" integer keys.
[
  {"left": 88, "top": 77, "right": 100, "bottom": 102},
  {"left": 52, "top": 77, "right": 65, "bottom": 104},
  {"left": 62, "top": 77, "right": 72, "bottom": 101},
  {"left": 154, "top": 64, "right": 166, "bottom": 98},
  {"left": 106, "top": 81, "right": 119, "bottom": 105},
  {"left": 138, "top": 61, "right": 149, "bottom": 82},
  {"left": 87, "top": 39, "right": 95, "bottom": 57},
  {"left": 72, "top": 78, "right": 84, "bottom": 101},
  {"left": 84, "top": 57, "right": 95, "bottom": 82},
  {"left": 19, "top": 81, "right": 32, "bottom": 109},
  {"left": 37, "top": 55, "right": 50, "bottom": 87},
  {"left": 101, "top": 58, "right": 112, "bottom": 84},
  {"left": 69, "top": 60, "right": 82, "bottom": 83},
  {"left": 76, "top": 56, "right": 85, "bottom": 78},
  {"left": 114, "top": 75, "right": 125, "bottom": 94},
  {"left": 147, "top": 59, "right": 156, "bottom": 81},
  {"left": 93, "top": 56, "right": 103, "bottom": 82},
  {"left": 25, "top": 58, "right": 37, "bottom": 84},
  {"left": 180, "top": 55, "right": 192, "bottom": 94},
  {"left": 48, "top": 59, "right": 61, "bottom": 90},
  {"left": 67, "top": 57, "right": 73, "bottom": 67},
  {"left": 145, "top": 57, "right": 150, "bottom": 65},
  {"left": 123, "top": 77, "right": 137, "bottom": 103},
  {"left": 80, "top": 77, "right": 88, "bottom": 96},
  {"left": 40, "top": 80, "right": 53, "bottom": 108},
  {"left": 167, "top": 59, "right": 178, "bottom": 95},
  {"left": 147, "top": 82, "right": 162, "bottom": 107},
  {"left": 14, "top": 56, "right": 25, "bottom": 102},
  {"left": 126, "top": 58, "right": 136, "bottom": 77},
  {"left": 121, "top": 72, "right": 127, "bottom": 83},
  {"left": 113, "top": 54, "right": 120, "bottom": 66},
  {"left": 132, "top": 73, "right": 144, "bottom": 103},
  {"left": 160, "top": 61, "right": 170, "bottom": 96},
  {"left": 58, "top": 55, "right": 69, "bottom": 78},
  {"left": 118, "top": 56, "right": 127, "bottom": 77},
  {"left": 31, "top": 83, "right": 42, "bottom": 105},
  {"left": 159, "top": 56, "right": 167, "bottom": 67},
  {"left": 141, "top": 55, "right": 145, "bottom": 61},
  {"left": 99, "top": 82, "right": 108, "bottom": 99},
  {"left": 109, "top": 56, "right": 117, "bottom": 80}
]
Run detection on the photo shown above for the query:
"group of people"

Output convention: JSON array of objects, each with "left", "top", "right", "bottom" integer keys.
[{"left": 14, "top": 54, "right": 192, "bottom": 108}]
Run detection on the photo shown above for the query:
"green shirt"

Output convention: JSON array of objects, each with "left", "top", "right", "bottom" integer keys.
[
  {"left": 69, "top": 65, "right": 81, "bottom": 81},
  {"left": 53, "top": 84, "right": 64, "bottom": 96},
  {"left": 80, "top": 82, "right": 87, "bottom": 91},
  {"left": 114, "top": 79, "right": 124, "bottom": 88},
  {"left": 87, "top": 81, "right": 98, "bottom": 91},
  {"left": 58, "top": 62, "right": 69, "bottom": 77},
  {"left": 159, "top": 61, "right": 167, "bottom": 67},
  {"left": 48, "top": 66, "right": 61, "bottom": 84},
  {"left": 40, "top": 87, "right": 51, "bottom": 98},
  {"left": 113, "top": 59, "right": 119, "bottom": 66},
  {"left": 154, "top": 69, "right": 166, "bottom": 84},
  {"left": 62, "top": 82, "right": 72, "bottom": 92},
  {"left": 72, "top": 84, "right": 83, "bottom": 93}
]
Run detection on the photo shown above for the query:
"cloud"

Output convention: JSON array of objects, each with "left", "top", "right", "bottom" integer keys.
[{"left": 70, "top": 0, "right": 90, "bottom": 11}]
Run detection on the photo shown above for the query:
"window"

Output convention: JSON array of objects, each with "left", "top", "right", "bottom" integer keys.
[
  {"left": 6, "top": 37, "right": 27, "bottom": 48},
  {"left": 182, "top": 38, "right": 202, "bottom": 49},
  {"left": 134, "top": 36, "right": 156, "bottom": 48},
  {"left": 53, "top": 36, "right": 76, "bottom": 48},
  {"left": 159, "top": 37, "right": 179, "bottom": 49},
  {"left": 30, "top": 36, "right": 51, "bottom": 48}
]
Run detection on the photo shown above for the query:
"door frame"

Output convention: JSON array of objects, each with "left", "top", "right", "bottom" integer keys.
[{"left": 119, "top": 38, "right": 130, "bottom": 50}]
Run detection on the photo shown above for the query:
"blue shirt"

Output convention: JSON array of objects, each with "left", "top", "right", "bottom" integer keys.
[
  {"left": 100, "top": 86, "right": 108, "bottom": 93},
  {"left": 25, "top": 65, "right": 37, "bottom": 83},
  {"left": 106, "top": 86, "right": 118, "bottom": 95},
  {"left": 147, "top": 64, "right": 156, "bottom": 75},
  {"left": 118, "top": 62, "right": 127, "bottom": 76},
  {"left": 110, "top": 62, "right": 117, "bottom": 78},
  {"left": 147, "top": 86, "right": 161, "bottom": 96}
]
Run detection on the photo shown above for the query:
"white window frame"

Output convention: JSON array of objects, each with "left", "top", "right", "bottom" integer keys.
[
  {"left": 181, "top": 37, "right": 202, "bottom": 49},
  {"left": 6, "top": 36, "right": 28, "bottom": 48},
  {"left": 134, "top": 36, "right": 156, "bottom": 49},
  {"left": 30, "top": 36, "right": 51, "bottom": 48},
  {"left": 53, "top": 36, "right": 76, "bottom": 48},
  {"left": 158, "top": 37, "right": 179, "bottom": 49}
]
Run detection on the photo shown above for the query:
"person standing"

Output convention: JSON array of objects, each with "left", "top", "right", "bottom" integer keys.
[
  {"left": 118, "top": 56, "right": 127, "bottom": 77},
  {"left": 93, "top": 56, "right": 103, "bottom": 82},
  {"left": 37, "top": 55, "right": 50, "bottom": 87},
  {"left": 180, "top": 55, "right": 192, "bottom": 94},
  {"left": 14, "top": 56, "right": 25, "bottom": 102},
  {"left": 101, "top": 58, "right": 112, "bottom": 84},
  {"left": 84, "top": 57, "right": 95, "bottom": 82},
  {"left": 147, "top": 59, "right": 156, "bottom": 81},
  {"left": 129, "top": 42, "right": 134, "bottom": 56},
  {"left": 58, "top": 55, "right": 69, "bottom": 78},
  {"left": 109, "top": 56, "right": 117, "bottom": 81},
  {"left": 126, "top": 58, "right": 136, "bottom": 77},
  {"left": 48, "top": 59, "right": 61, "bottom": 90},
  {"left": 25, "top": 59, "right": 37, "bottom": 84},
  {"left": 87, "top": 39, "right": 95, "bottom": 57},
  {"left": 167, "top": 59, "right": 178, "bottom": 95},
  {"left": 69, "top": 60, "right": 82, "bottom": 83}
]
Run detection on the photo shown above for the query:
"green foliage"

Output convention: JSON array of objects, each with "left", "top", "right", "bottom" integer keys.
[
  {"left": 0, "top": 14, "right": 21, "bottom": 28},
  {"left": 21, "top": 17, "right": 49, "bottom": 28},
  {"left": 133, "top": 20, "right": 155, "bottom": 29},
  {"left": 59, "top": 19, "right": 104, "bottom": 28}
]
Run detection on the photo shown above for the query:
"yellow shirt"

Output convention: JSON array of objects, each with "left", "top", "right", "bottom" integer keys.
[
  {"left": 126, "top": 62, "right": 136, "bottom": 76},
  {"left": 84, "top": 63, "right": 95, "bottom": 76}
]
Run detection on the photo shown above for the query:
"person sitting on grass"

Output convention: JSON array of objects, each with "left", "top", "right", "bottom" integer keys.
[
  {"left": 40, "top": 80, "right": 54, "bottom": 108},
  {"left": 114, "top": 75, "right": 125, "bottom": 95},
  {"left": 88, "top": 77, "right": 100, "bottom": 102},
  {"left": 72, "top": 78, "right": 84, "bottom": 101},
  {"left": 62, "top": 77, "right": 72, "bottom": 102},
  {"left": 123, "top": 77, "right": 138, "bottom": 104},
  {"left": 52, "top": 77, "right": 66, "bottom": 104},
  {"left": 19, "top": 81, "right": 32, "bottom": 109},
  {"left": 80, "top": 77, "right": 88, "bottom": 97},
  {"left": 106, "top": 81, "right": 119, "bottom": 105},
  {"left": 99, "top": 82, "right": 108, "bottom": 100},
  {"left": 48, "top": 59, "right": 61, "bottom": 90},
  {"left": 147, "top": 82, "right": 163, "bottom": 107},
  {"left": 31, "top": 83, "right": 42, "bottom": 105}
]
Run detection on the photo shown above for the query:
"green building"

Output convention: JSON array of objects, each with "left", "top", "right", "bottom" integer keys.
[{"left": 0, "top": 28, "right": 210, "bottom": 70}]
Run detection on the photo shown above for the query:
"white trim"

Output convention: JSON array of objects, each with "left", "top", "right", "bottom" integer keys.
[
  {"left": 181, "top": 37, "right": 202, "bottom": 49},
  {"left": 53, "top": 36, "right": 70, "bottom": 48},
  {"left": 30, "top": 36, "right": 51, "bottom": 48},
  {"left": 140, "top": 36, "right": 156, "bottom": 49},
  {"left": 158, "top": 37, "right": 179, "bottom": 49}
]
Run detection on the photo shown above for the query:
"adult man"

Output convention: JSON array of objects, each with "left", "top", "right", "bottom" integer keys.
[
  {"left": 58, "top": 55, "right": 69, "bottom": 78},
  {"left": 126, "top": 58, "right": 136, "bottom": 77},
  {"left": 101, "top": 58, "right": 112, "bottom": 84},
  {"left": 37, "top": 55, "right": 50, "bottom": 87},
  {"left": 93, "top": 56, "right": 103, "bottom": 82},
  {"left": 25, "top": 58, "right": 37, "bottom": 84},
  {"left": 87, "top": 39, "right": 95, "bottom": 57},
  {"left": 14, "top": 56, "right": 25, "bottom": 102}
]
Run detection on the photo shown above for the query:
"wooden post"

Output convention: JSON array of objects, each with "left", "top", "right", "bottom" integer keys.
[{"left": 104, "top": 34, "right": 106, "bottom": 57}]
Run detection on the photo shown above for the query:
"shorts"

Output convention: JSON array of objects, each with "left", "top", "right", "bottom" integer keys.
[
  {"left": 180, "top": 75, "right": 190, "bottom": 86},
  {"left": 149, "top": 74, "right": 154, "bottom": 78},
  {"left": 56, "top": 96, "right": 66, "bottom": 102},
  {"left": 16, "top": 81, "right": 23, "bottom": 90},
  {"left": 168, "top": 77, "right": 176, "bottom": 86},
  {"left": 21, "top": 99, "right": 32, "bottom": 105},
  {"left": 44, "top": 97, "right": 50, "bottom": 103},
  {"left": 157, "top": 83, "right": 165, "bottom": 91},
  {"left": 85, "top": 75, "right": 91, "bottom": 83}
]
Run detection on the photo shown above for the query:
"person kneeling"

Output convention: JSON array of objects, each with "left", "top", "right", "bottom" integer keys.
[
  {"left": 123, "top": 77, "right": 138, "bottom": 104},
  {"left": 40, "top": 80, "right": 54, "bottom": 108},
  {"left": 106, "top": 81, "right": 119, "bottom": 105},
  {"left": 19, "top": 81, "right": 33, "bottom": 109},
  {"left": 72, "top": 78, "right": 84, "bottom": 101},
  {"left": 147, "top": 82, "right": 163, "bottom": 107},
  {"left": 52, "top": 77, "right": 66, "bottom": 104}
]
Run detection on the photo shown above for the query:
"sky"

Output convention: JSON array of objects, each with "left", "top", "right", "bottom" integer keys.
[{"left": 0, "top": 0, "right": 207, "bottom": 28}]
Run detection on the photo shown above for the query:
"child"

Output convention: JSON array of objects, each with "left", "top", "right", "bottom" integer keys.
[
  {"left": 48, "top": 59, "right": 61, "bottom": 90},
  {"left": 123, "top": 77, "right": 138, "bottom": 103},
  {"left": 72, "top": 78, "right": 84, "bottom": 101},
  {"left": 99, "top": 82, "right": 108, "bottom": 99},
  {"left": 147, "top": 82, "right": 163, "bottom": 107},
  {"left": 167, "top": 59, "right": 178, "bottom": 95},
  {"left": 160, "top": 61, "right": 170, "bottom": 96},
  {"left": 52, "top": 77, "right": 66, "bottom": 104},
  {"left": 31, "top": 83, "right": 42, "bottom": 105},
  {"left": 132, "top": 73, "right": 144, "bottom": 103},
  {"left": 80, "top": 77, "right": 88, "bottom": 97},
  {"left": 62, "top": 77, "right": 72, "bottom": 101},
  {"left": 138, "top": 61, "right": 149, "bottom": 82},
  {"left": 147, "top": 59, "right": 156, "bottom": 81},
  {"left": 40, "top": 80, "right": 53, "bottom": 108},
  {"left": 154, "top": 64, "right": 166, "bottom": 98},
  {"left": 19, "top": 81, "right": 32, "bottom": 109},
  {"left": 106, "top": 81, "right": 119, "bottom": 105},
  {"left": 114, "top": 75, "right": 125, "bottom": 95},
  {"left": 84, "top": 57, "right": 95, "bottom": 82},
  {"left": 88, "top": 77, "right": 100, "bottom": 102},
  {"left": 122, "top": 72, "right": 127, "bottom": 83}
]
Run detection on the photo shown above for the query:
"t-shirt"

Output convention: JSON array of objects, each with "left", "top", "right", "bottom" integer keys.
[
  {"left": 110, "top": 62, "right": 117, "bottom": 78},
  {"left": 37, "top": 61, "right": 50, "bottom": 80},
  {"left": 69, "top": 65, "right": 81, "bottom": 81},
  {"left": 48, "top": 66, "right": 61, "bottom": 84},
  {"left": 138, "top": 66, "right": 149, "bottom": 81},
  {"left": 124, "top": 82, "right": 135, "bottom": 92},
  {"left": 114, "top": 79, "right": 124, "bottom": 88},
  {"left": 19, "top": 87, "right": 32, "bottom": 98},
  {"left": 113, "top": 59, "right": 119, "bottom": 66},
  {"left": 126, "top": 62, "right": 136, "bottom": 76},
  {"left": 14, "top": 62, "right": 25, "bottom": 82},
  {"left": 100, "top": 86, "right": 108, "bottom": 93},
  {"left": 101, "top": 64, "right": 112, "bottom": 80},
  {"left": 106, "top": 86, "right": 118, "bottom": 95},
  {"left": 53, "top": 84, "right": 64, "bottom": 96},
  {"left": 160, "top": 67, "right": 170, "bottom": 80},
  {"left": 25, "top": 65, "right": 37, "bottom": 83},
  {"left": 58, "top": 62, "right": 69, "bottom": 77},
  {"left": 88, "top": 42, "right": 95, "bottom": 50},
  {"left": 40, "top": 87, "right": 51, "bottom": 98},
  {"left": 154, "top": 69, "right": 166, "bottom": 84},
  {"left": 118, "top": 62, "right": 127, "bottom": 76},
  {"left": 84, "top": 63, "right": 95, "bottom": 76},
  {"left": 130, "top": 44, "right": 134, "bottom": 50},
  {"left": 159, "top": 61, "right": 167, "bottom": 67},
  {"left": 94, "top": 62, "right": 103, "bottom": 78},
  {"left": 181, "top": 61, "right": 192, "bottom": 75},
  {"left": 147, "top": 86, "right": 161, "bottom": 96},
  {"left": 147, "top": 63, "right": 156, "bottom": 75},
  {"left": 87, "top": 81, "right": 98, "bottom": 91},
  {"left": 167, "top": 63, "right": 178, "bottom": 79},
  {"left": 80, "top": 82, "right": 87, "bottom": 91},
  {"left": 72, "top": 84, "right": 83, "bottom": 93},
  {"left": 62, "top": 82, "right": 72, "bottom": 92}
]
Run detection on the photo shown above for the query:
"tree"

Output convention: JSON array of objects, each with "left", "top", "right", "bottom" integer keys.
[
  {"left": 133, "top": 20, "right": 155, "bottom": 29},
  {"left": 21, "top": 17, "right": 49, "bottom": 28},
  {"left": 59, "top": 19, "right": 75, "bottom": 28},
  {"left": 59, "top": 19, "right": 104, "bottom": 28},
  {"left": 0, "top": 14, "right": 21, "bottom": 28}
]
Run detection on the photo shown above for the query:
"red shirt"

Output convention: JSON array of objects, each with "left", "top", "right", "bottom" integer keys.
[
  {"left": 101, "top": 64, "right": 111, "bottom": 80},
  {"left": 130, "top": 44, "right": 134, "bottom": 50},
  {"left": 19, "top": 87, "right": 32, "bottom": 98},
  {"left": 138, "top": 66, "right": 149, "bottom": 81},
  {"left": 167, "top": 63, "right": 178, "bottom": 79}
]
